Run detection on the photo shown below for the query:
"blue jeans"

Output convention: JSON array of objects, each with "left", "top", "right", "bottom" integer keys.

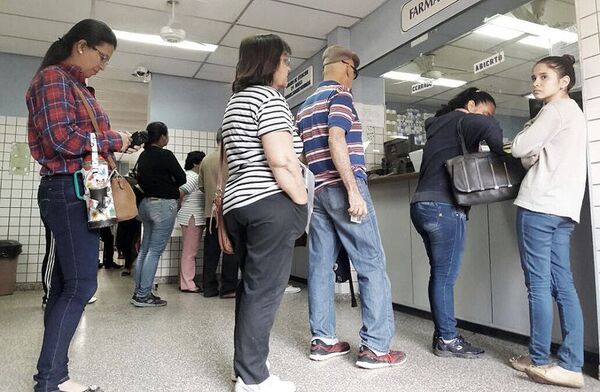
[
  {"left": 516, "top": 207, "right": 583, "bottom": 372},
  {"left": 35, "top": 176, "right": 99, "bottom": 392},
  {"left": 134, "top": 198, "right": 177, "bottom": 297},
  {"left": 410, "top": 202, "right": 466, "bottom": 340},
  {"left": 308, "top": 179, "right": 394, "bottom": 353}
]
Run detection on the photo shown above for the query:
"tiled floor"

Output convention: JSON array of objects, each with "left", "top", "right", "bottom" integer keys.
[{"left": 1, "top": 270, "right": 599, "bottom": 392}]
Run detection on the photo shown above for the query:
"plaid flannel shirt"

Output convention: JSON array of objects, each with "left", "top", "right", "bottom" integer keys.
[{"left": 26, "top": 63, "right": 123, "bottom": 176}]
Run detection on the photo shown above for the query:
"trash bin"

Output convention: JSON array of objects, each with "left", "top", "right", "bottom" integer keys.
[{"left": 0, "top": 240, "right": 22, "bottom": 296}]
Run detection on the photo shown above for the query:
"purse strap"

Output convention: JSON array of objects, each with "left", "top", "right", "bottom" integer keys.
[
  {"left": 73, "top": 85, "right": 118, "bottom": 171},
  {"left": 456, "top": 117, "right": 469, "bottom": 156},
  {"left": 216, "top": 141, "right": 226, "bottom": 196}
]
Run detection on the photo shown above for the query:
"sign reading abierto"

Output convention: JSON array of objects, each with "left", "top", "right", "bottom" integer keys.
[
  {"left": 401, "top": 0, "right": 459, "bottom": 32},
  {"left": 411, "top": 80, "right": 434, "bottom": 94},
  {"left": 474, "top": 51, "right": 505, "bottom": 74},
  {"left": 285, "top": 66, "right": 313, "bottom": 100}
]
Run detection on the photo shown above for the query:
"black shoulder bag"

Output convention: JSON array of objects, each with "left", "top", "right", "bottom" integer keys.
[{"left": 445, "top": 117, "right": 526, "bottom": 206}]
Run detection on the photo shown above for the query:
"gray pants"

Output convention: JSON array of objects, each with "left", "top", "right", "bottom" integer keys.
[{"left": 225, "top": 192, "right": 307, "bottom": 385}]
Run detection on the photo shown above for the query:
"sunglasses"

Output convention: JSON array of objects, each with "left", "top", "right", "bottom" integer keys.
[{"left": 340, "top": 60, "right": 359, "bottom": 79}]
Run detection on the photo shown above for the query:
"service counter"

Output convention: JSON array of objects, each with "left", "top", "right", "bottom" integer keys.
[{"left": 292, "top": 173, "right": 599, "bottom": 353}]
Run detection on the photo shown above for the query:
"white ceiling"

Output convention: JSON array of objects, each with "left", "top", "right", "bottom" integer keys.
[
  {"left": 0, "top": 0, "right": 388, "bottom": 83},
  {"left": 385, "top": 0, "right": 578, "bottom": 118},
  {"left": 0, "top": 0, "right": 387, "bottom": 130}
]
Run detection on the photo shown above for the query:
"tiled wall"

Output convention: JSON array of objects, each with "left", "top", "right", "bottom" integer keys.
[
  {"left": 0, "top": 114, "right": 217, "bottom": 286},
  {"left": 575, "top": 0, "right": 600, "bottom": 366}
]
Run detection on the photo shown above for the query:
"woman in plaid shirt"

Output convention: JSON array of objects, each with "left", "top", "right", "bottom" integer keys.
[{"left": 26, "top": 19, "right": 137, "bottom": 392}]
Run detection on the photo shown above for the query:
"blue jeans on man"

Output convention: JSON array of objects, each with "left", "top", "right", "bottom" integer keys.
[
  {"left": 516, "top": 207, "right": 583, "bottom": 372},
  {"left": 134, "top": 198, "right": 177, "bottom": 298},
  {"left": 308, "top": 179, "right": 395, "bottom": 354},
  {"left": 410, "top": 201, "right": 466, "bottom": 340}
]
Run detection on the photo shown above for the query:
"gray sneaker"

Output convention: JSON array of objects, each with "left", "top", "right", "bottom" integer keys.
[{"left": 130, "top": 294, "right": 167, "bottom": 307}]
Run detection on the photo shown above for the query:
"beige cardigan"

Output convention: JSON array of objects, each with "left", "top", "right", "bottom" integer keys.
[{"left": 511, "top": 98, "right": 587, "bottom": 223}]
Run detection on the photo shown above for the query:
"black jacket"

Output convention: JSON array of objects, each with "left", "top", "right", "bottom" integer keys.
[
  {"left": 411, "top": 111, "right": 504, "bottom": 205},
  {"left": 137, "top": 145, "right": 186, "bottom": 199}
]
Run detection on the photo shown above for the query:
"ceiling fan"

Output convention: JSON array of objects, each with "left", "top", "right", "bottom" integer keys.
[
  {"left": 160, "top": 0, "right": 186, "bottom": 43},
  {"left": 391, "top": 54, "right": 471, "bottom": 86}
]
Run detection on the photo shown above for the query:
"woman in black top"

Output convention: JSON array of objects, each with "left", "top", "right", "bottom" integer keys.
[
  {"left": 410, "top": 87, "right": 504, "bottom": 358},
  {"left": 131, "top": 121, "right": 186, "bottom": 307}
]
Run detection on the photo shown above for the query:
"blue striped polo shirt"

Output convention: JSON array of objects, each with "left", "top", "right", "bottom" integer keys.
[{"left": 296, "top": 80, "right": 366, "bottom": 191}]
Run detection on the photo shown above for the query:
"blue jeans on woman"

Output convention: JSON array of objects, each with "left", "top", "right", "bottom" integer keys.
[
  {"left": 410, "top": 201, "right": 466, "bottom": 340},
  {"left": 134, "top": 198, "right": 177, "bottom": 298},
  {"left": 516, "top": 207, "right": 583, "bottom": 372},
  {"left": 308, "top": 179, "right": 395, "bottom": 354},
  {"left": 34, "top": 175, "right": 99, "bottom": 392}
]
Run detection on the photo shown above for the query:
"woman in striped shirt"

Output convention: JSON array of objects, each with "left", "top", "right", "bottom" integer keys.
[
  {"left": 223, "top": 34, "right": 308, "bottom": 392},
  {"left": 177, "top": 151, "right": 206, "bottom": 293}
]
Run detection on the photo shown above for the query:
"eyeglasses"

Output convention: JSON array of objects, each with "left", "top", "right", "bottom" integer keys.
[
  {"left": 281, "top": 56, "right": 291, "bottom": 66},
  {"left": 341, "top": 60, "right": 359, "bottom": 80},
  {"left": 92, "top": 47, "right": 110, "bottom": 65}
]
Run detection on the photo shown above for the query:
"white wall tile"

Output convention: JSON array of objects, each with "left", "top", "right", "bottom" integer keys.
[
  {"left": 583, "top": 55, "right": 600, "bottom": 80},
  {"left": 579, "top": 0, "right": 598, "bottom": 17},
  {"left": 586, "top": 98, "right": 600, "bottom": 120},
  {"left": 591, "top": 162, "right": 600, "bottom": 184},
  {"left": 581, "top": 35, "right": 600, "bottom": 59},
  {"left": 587, "top": 77, "right": 600, "bottom": 100},
  {"left": 581, "top": 13, "right": 599, "bottom": 38}
]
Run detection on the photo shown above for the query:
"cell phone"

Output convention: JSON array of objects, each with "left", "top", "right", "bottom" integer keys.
[{"left": 350, "top": 215, "right": 362, "bottom": 224}]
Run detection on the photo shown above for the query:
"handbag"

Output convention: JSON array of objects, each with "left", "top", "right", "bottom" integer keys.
[
  {"left": 445, "top": 117, "right": 526, "bottom": 206},
  {"left": 74, "top": 85, "right": 138, "bottom": 222},
  {"left": 209, "top": 142, "right": 234, "bottom": 254}
]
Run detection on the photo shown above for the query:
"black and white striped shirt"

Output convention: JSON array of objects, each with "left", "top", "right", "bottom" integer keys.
[{"left": 222, "top": 85, "right": 295, "bottom": 214}]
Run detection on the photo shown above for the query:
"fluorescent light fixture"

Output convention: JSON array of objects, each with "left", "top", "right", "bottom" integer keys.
[
  {"left": 382, "top": 71, "right": 421, "bottom": 82},
  {"left": 113, "top": 30, "right": 218, "bottom": 52},
  {"left": 523, "top": 93, "right": 535, "bottom": 99},
  {"left": 435, "top": 78, "right": 467, "bottom": 88},
  {"left": 518, "top": 35, "right": 552, "bottom": 49},
  {"left": 474, "top": 24, "right": 523, "bottom": 40},
  {"left": 483, "top": 14, "right": 578, "bottom": 45},
  {"left": 382, "top": 71, "right": 466, "bottom": 88}
]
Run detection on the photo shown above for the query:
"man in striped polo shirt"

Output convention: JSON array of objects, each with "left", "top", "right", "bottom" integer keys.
[{"left": 296, "top": 45, "right": 406, "bottom": 369}]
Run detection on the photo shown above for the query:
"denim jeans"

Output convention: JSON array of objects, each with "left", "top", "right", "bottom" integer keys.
[
  {"left": 34, "top": 176, "right": 99, "bottom": 392},
  {"left": 308, "top": 179, "right": 395, "bottom": 353},
  {"left": 516, "top": 207, "right": 583, "bottom": 372},
  {"left": 134, "top": 198, "right": 177, "bottom": 297},
  {"left": 410, "top": 201, "right": 466, "bottom": 340}
]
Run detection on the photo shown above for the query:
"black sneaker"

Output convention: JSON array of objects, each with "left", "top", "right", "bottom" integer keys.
[
  {"left": 433, "top": 335, "right": 484, "bottom": 359},
  {"left": 432, "top": 331, "right": 439, "bottom": 350},
  {"left": 130, "top": 294, "right": 167, "bottom": 307}
]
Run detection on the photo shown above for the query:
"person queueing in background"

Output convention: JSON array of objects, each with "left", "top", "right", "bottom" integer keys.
[
  {"left": 117, "top": 174, "right": 143, "bottom": 277},
  {"left": 177, "top": 150, "right": 206, "bottom": 293},
  {"left": 410, "top": 87, "right": 504, "bottom": 359},
  {"left": 223, "top": 34, "right": 308, "bottom": 392},
  {"left": 509, "top": 55, "right": 587, "bottom": 388},
  {"left": 26, "top": 19, "right": 138, "bottom": 392},
  {"left": 199, "top": 130, "right": 240, "bottom": 298},
  {"left": 132, "top": 121, "right": 186, "bottom": 307}
]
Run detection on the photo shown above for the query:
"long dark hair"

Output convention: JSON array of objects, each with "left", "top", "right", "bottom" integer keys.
[
  {"left": 184, "top": 151, "right": 206, "bottom": 170},
  {"left": 144, "top": 122, "right": 168, "bottom": 148},
  {"left": 232, "top": 34, "right": 291, "bottom": 93},
  {"left": 435, "top": 87, "right": 496, "bottom": 117},
  {"left": 39, "top": 19, "right": 117, "bottom": 72},
  {"left": 535, "top": 54, "right": 576, "bottom": 92}
]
